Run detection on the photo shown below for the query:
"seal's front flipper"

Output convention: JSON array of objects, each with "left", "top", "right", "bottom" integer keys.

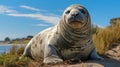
[
  {"left": 90, "top": 48, "right": 104, "bottom": 60},
  {"left": 44, "top": 56, "right": 63, "bottom": 64},
  {"left": 43, "top": 44, "right": 63, "bottom": 64},
  {"left": 19, "top": 43, "right": 32, "bottom": 60}
]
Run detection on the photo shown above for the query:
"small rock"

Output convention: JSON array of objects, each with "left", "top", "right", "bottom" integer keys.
[{"left": 105, "top": 44, "right": 120, "bottom": 61}]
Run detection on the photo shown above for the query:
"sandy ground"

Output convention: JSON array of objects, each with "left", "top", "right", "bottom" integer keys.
[
  {"left": 52, "top": 58, "right": 120, "bottom": 67},
  {"left": 28, "top": 58, "right": 120, "bottom": 67}
]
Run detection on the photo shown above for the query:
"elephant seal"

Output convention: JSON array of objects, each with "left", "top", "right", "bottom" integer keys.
[{"left": 21, "top": 4, "right": 103, "bottom": 63}]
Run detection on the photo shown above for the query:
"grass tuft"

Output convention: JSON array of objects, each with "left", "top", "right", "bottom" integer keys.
[{"left": 93, "top": 21, "right": 120, "bottom": 54}]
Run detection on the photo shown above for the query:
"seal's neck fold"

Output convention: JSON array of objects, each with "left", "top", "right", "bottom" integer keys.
[{"left": 58, "top": 19, "right": 91, "bottom": 44}]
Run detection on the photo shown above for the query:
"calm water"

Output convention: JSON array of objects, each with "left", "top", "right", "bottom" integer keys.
[
  {"left": 0, "top": 44, "right": 24, "bottom": 54},
  {"left": 0, "top": 44, "right": 12, "bottom": 54}
]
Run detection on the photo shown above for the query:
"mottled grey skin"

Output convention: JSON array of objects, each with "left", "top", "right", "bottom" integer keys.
[{"left": 21, "top": 4, "right": 103, "bottom": 64}]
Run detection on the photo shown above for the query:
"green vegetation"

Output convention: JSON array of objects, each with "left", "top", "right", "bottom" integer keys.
[
  {"left": 10, "top": 36, "right": 33, "bottom": 44},
  {"left": 0, "top": 45, "right": 30, "bottom": 67},
  {"left": 4, "top": 37, "right": 11, "bottom": 42},
  {"left": 13, "top": 36, "right": 33, "bottom": 44},
  {"left": 10, "top": 39, "right": 30, "bottom": 44}
]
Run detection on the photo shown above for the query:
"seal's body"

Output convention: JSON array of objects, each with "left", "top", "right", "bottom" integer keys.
[{"left": 21, "top": 4, "right": 103, "bottom": 63}]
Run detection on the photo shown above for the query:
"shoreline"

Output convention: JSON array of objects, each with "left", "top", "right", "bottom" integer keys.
[{"left": 0, "top": 43, "right": 26, "bottom": 46}]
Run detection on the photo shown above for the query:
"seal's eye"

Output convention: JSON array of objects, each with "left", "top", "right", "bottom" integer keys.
[
  {"left": 80, "top": 9, "right": 86, "bottom": 14},
  {"left": 65, "top": 10, "right": 70, "bottom": 14}
]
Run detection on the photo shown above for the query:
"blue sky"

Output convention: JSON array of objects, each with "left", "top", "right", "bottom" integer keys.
[{"left": 0, "top": 0, "right": 120, "bottom": 41}]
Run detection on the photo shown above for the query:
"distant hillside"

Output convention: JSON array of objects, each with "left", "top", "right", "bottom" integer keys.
[
  {"left": 0, "top": 36, "right": 33, "bottom": 44},
  {"left": 110, "top": 17, "right": 120, "bottom": 24},
  {"left": 10, "top": 36, "right": 33, "bottom": 44}
]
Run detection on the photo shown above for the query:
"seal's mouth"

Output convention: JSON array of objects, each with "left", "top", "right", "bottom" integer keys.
[
  {"left": 72, "top": 20, "right": 80, "bottom": 22},
  {"left": 68, "top": 17, "right": 84, "bottom": 24},
  {"left": 67, "top": 19, "right": 85, "bottom": 29},
  {"left": 69, "top": 20, "right": 83, "bottom": 24}
]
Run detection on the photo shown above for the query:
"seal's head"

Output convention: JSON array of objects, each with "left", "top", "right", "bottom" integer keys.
[{"left": 62, "top": 4, "right": 90, "bottom": 29}]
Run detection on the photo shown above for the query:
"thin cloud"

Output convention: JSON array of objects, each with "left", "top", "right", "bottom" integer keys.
[
  {"left": 20, "top": 5, "right": 40, "bottom": 11},
  {"left": 0, "top": 5, "right": 17, "bottom": 14},
  {"left": 20, "top": 5, "right": 62, "bottom": 12},
  {"left": 8, "top": 13, "right": 60, "bottom": 24},
  {"left": 0, "top": 5, "right": 60, "bottom": 24},
  {"left": 92, "top": 23, "right": 104, "bottom": 28},
  {"left": 97, "top": 24, "right": 104, "bottom": 28},
  {"left": 35, "top": 24, "right": 49, "bottom": 26}
]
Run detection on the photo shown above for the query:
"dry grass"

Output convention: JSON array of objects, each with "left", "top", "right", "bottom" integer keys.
[{"left": 93, "top": 21, "right": 120, "bottom": 54}]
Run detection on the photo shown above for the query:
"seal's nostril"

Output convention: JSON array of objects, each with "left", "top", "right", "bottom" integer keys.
[
  {"left": 71, "top": 13, "right": 79, "bottom": 17},
  {"left": 75, "top": 13, "right": 79, "bottom": 16}
]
